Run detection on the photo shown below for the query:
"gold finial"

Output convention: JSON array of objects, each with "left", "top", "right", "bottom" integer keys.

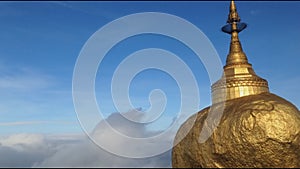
[
  {"left": 222, "top": 0, "right": 248, "bottom": 66},
  {"left": 211, "top": 0, "right": 269, "bottom": 103},
  {"left": 227, "top": 0, "right": 240, "bottom": 23}
]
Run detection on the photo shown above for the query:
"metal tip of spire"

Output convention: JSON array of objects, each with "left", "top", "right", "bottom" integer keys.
[
  {"left": 228, "top": 0, "right": 240, "bottom": 23},
  {"left": 222, "top": 0, "right": 247, "bottom": 34}
]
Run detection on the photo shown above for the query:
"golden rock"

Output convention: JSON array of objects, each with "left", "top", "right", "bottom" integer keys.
[
  {"left": 172, "top": 93, "right": 300, "bottom": 168},
  {"left": 172, "top": 1, "right": 300, "bottom": 168}
]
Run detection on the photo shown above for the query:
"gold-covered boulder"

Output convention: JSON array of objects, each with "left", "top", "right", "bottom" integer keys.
[{"left": 172, "top": 93, "right": 300, "bottom": 168}]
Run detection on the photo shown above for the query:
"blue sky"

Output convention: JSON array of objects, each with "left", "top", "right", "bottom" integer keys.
[{"left": 0, "top": 1, "right": 299, "bottom": 135}]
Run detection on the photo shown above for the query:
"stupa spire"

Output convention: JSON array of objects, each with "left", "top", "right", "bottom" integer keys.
[
  {"left": 222, "top": 0, "right": 248, "bottom": 66},
  {"left": 211, "top": 0, "right": 269, "bottom": 104}
]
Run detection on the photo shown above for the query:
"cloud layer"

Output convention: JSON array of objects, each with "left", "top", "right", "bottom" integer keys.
[
  {"left": 0, "top": 134, "right": 59, "bottom": 167},
  {"left": 0, "top": 110, "right": 173, "bottom": 167}
]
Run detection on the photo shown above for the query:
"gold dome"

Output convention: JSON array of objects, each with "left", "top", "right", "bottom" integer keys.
[{"left": 172, "top": 1, "right": 300, "bottom": 168}]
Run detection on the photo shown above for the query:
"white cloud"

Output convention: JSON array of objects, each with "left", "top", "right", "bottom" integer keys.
[
  {"left": 37, "top": 109, "right": 173, "bottom": 167},
  {"left": 0, "top": 134, "right": 44, "bottom": 149},
  {"left": 0, "top": 110, "right": 174, "bottom": 167},
  {"left": 0, "top": 134, "right": 62, "bottom": 167},
  {"left": 0, "top": 67, "right": 53, "bottom": 91},
  {"left": 0, "top": 121, "right": 74, "bottom": 127}
]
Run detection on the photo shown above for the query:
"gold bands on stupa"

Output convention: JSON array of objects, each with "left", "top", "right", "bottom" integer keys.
[{"left": 212, "top": 0, "right": 269, "bottom": 103}]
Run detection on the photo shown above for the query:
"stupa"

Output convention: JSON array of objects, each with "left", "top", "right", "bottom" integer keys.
[{"left": 172, "top": 1, "right": 300, "bottom": 168}]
